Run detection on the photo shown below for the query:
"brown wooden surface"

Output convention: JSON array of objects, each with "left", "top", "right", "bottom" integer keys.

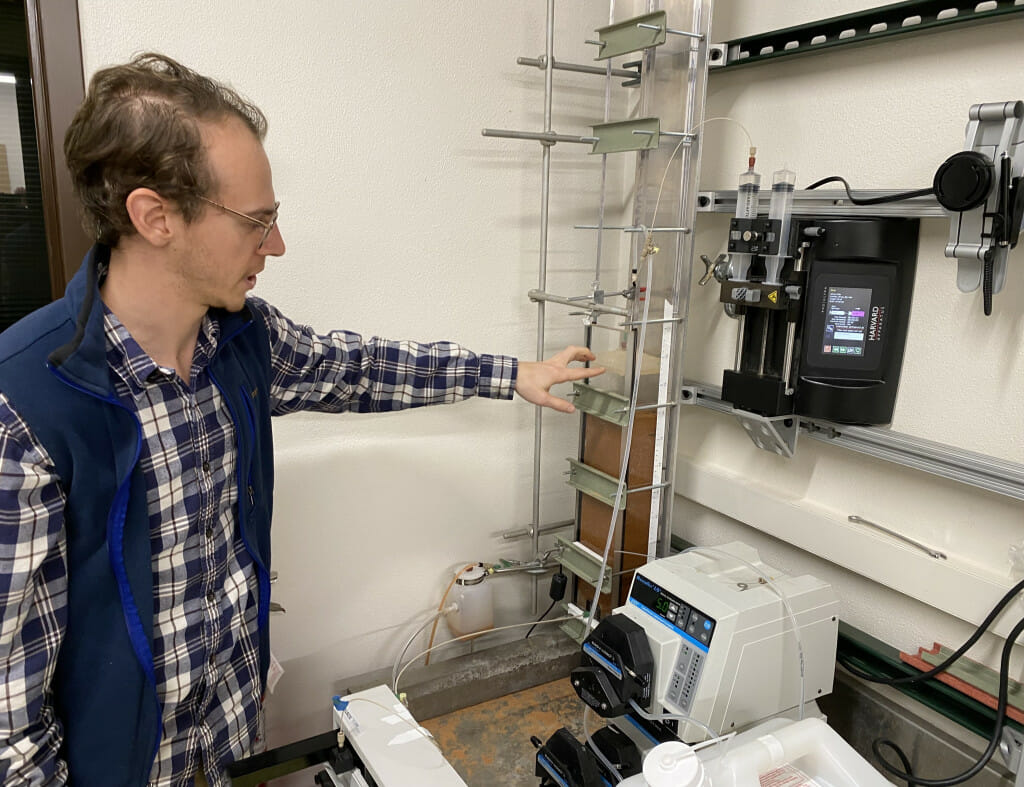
[
  {"left": 577, "top": 410, "right": 658, "bottom": 609},
  {"left": 422, "top": 678, "right": 586, "bottom": 785}
]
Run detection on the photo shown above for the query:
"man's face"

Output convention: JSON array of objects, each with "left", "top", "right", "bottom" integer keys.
[{"left": 176, "top": 116, "right": 285, "bottom": 312}]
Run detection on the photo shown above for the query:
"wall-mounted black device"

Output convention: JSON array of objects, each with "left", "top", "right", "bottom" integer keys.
[{"left": 720, "top": 216, "right": 918, "bottom": 427}]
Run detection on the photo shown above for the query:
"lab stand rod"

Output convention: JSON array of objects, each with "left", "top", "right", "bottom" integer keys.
[
  {"left": 501, "top": 518, "right": 575, "bottom": 541},
  {"left": 482, "top": 128, "right": 597, "bottom": 145},
  {"left": 632, "top": 129, "right": 696, "bottom": 140},
  {"left": 628, "top": 482, "right": 672, "bottom": 494},
  {"left": 575, "top": 225, "right": 692, "bottom": 233},
  {"left": 594, "top": 57, "right": 612, "bottom": 288},
  {"left": 516, "top": 55, "right": 639, "bottom": 81},
  {"left": 636, "top": 22, "right": 704, "bottom": 40},
  {"left": 620, "top": 316, "right": 684, "bottom": 326},
  {"left": 488, "top": 559, "right": 563, "bottom": 574},
  {"left": 685, "top": 382, "right": 1024, "bottom": 501},
  {"left": 531, "top": 0, "right": 556, "bottom": 614},
  {"left": 576, "top": 53, "right": 613, "bottom": 541},
  {"left": 616, "top": 401, "right": 678, "bottom": 413},
  {"left": 528, "top": 288, "right": 630, "bottom": 317}
]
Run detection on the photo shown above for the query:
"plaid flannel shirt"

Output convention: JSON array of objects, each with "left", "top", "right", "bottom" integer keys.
[{"left": 0, "top": 295, "right": 516, "bottom": 785}]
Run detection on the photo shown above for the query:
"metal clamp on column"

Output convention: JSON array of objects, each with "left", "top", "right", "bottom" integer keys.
[
  {"left": 590, "top": 11, "right": 702, "bottom": 60},
  {"left": 553, "top": 536, "right": 612, "bottom": 596},
  {"left": 571, "top": 382, "right": 630, "bottom": 427},
  {"left": 527, "top": 288, "right": 630, "bottom": 317},
  {"left": 566, "top": 459, "right": 669, "bottom": 507}
]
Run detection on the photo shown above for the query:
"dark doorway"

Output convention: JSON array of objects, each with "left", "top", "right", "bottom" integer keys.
[{"left": 0, "top": 1, "right": 50, "bottom": 330}]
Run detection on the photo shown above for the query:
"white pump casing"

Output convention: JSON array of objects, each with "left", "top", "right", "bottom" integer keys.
[{"left": 616, "top": 542, "right": 840, "bottom": 740}]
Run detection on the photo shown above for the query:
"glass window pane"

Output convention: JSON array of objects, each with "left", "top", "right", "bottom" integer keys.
[{"left": 1, "top": 2, "right": 53, "bottom": 332}]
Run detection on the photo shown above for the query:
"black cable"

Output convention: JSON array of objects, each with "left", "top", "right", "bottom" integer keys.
[
  {"left": 838, "top": 576, "right": 1024, "bottom": 685},
  {"left": 873, "top": 739, "right": 921, "bottom": 787},
  {"left": 869, "top": 613, "right": 1024, "bottom": 786},
  {"left": 804, "top": 175, "right": 934, "bottom": 205},
  {"left": 525, "top": 599, "right": 557, "bottom": 639}
]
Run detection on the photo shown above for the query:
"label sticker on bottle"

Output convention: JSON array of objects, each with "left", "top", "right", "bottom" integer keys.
[{"left": 759, "top": 764, "right": 822, "bottom": 787}]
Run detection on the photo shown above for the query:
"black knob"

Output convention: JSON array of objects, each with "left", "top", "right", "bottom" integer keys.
[{"left": 933, "top": 151, "right": 994, "bottom": 212}]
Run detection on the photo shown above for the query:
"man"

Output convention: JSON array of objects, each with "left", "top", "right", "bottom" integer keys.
[{"left": 0, "top": 54, "right": 601, "bottom": 785}]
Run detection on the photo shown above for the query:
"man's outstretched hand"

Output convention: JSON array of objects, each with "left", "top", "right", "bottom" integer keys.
[{"left": 515, "top": 346, "right": 605, "bottom": 413}]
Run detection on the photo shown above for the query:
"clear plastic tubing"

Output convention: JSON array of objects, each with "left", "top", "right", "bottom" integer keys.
[
  {"left": 764, "top": 167, "right": 795, "bottom": 285},
  {"left": 731, "top": 149, "right": 760, "bottom": 282}
]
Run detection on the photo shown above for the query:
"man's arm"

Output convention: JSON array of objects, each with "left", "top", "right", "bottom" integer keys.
[
  {"left": 249, "top": 297, "right": 602, "bottom": 414},
  {"left": 0, "top": 393, "right": 69, "bottom": 785}
]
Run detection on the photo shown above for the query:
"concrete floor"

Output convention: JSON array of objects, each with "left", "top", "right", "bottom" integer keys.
[{"left": 422, "top": 678, "right": 587, "bottom": 785}]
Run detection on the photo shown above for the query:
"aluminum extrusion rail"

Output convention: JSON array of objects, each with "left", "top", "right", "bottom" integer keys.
[
  {"left": 708, "top": 0, "right": 1024, "bottom": 71},
  {"left": 696, "top": 189, "right": 947, "bottom": 218},
  {"left": 682, "top": 382, "right": 1024, "bottom": 502}
]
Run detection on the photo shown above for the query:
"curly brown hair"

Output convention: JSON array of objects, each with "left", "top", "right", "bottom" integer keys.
[{"left": 63, "top": 53, "right": 268, "bottom": 246}]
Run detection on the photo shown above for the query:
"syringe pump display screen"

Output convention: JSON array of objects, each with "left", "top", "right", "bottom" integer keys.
[
  {"left": 822, "top": 286, "right": 871, "bottom": 357},
  {"left": 629, "top": 574, "right": 717, "bottom": 649}
]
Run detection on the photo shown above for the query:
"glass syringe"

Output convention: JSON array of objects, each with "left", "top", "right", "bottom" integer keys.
[
  {"left": 732, "top": 150, "right": 760, "bottom": 372},
  {"left": 731, "top": 148, "right": 760, "bottom": 282},
  {"left": 764, "top": 167, "right": 795, "bottom": 285}
]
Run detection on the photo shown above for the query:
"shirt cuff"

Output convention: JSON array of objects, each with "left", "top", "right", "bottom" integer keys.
[{"left": 477, "top": 354, "right": 517, "bottom": 400}]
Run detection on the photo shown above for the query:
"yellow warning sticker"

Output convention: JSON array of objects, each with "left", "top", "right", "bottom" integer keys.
[{"left": 768, "top": 290, "right": 779, "bottom": 304}]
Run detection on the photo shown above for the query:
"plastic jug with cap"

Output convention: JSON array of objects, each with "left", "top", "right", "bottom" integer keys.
[{"left": 618, "top": 717, "right": 892, "bottom": 786}]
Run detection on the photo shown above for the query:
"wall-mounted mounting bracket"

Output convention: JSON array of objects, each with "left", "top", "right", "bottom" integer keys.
[
  {"left": 684, "top": 381, "right": 1024, "bottom": 501},
  {"left": 697, "top": 189, "right": 945, "bottom": 218},
  {"left": 708, "top": 0, "right": 1024, "bottom": 71},
  {"left": 1000, "top": 727, "right": 1024, "bottom": 786},
  {"left": 733, "top": 410, "right": 799, "bottom": 458}
]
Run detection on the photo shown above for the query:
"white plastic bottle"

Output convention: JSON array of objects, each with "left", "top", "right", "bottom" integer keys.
[
  {"left": 619, "top": 717, "right": 891, "bottom": 786},
  {"left": 620, "top": 741, "right": 706, "bottom": 787},
  {"left": 446, "top": 564, "right": 494, "bottom": 637}
]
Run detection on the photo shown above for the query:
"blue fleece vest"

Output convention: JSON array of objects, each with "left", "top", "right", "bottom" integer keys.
[{"left": 0, "top": 246, "right": 275, "bottom": 785}]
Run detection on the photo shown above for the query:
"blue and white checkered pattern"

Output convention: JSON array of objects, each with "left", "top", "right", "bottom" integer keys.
[{"left": 0, "top": 295, "right": 515, "bottom": 785}]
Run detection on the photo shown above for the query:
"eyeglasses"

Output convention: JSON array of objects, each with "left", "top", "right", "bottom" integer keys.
[{"left": 197, "top": 196, "right": 280, "bottom": 249}]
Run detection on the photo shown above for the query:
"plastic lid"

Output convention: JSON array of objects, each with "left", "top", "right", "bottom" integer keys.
[
  {"left": 642, "top": 741, "right": 705, "bottom": 787},
  {"left": 456, "top": 564, "right": 488, "bottom": 585}
]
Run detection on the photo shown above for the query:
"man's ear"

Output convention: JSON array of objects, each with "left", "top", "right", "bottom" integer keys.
[{"left": 124, "top": 188, "right": 178, "bottom": 247}]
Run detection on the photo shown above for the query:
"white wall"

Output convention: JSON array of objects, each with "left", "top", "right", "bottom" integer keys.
[
  {"left": 76, "top": 0, "right": 632, "bottom": 758},
  {"left": 677, "top": 0, "right": 1024, "bottom": 680}
]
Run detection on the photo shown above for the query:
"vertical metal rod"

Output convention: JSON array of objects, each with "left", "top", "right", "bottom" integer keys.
[
  {"left": 594, "top": 60, "right": 612, "bottom": 284},
  {"left": 782, "top": 249, "right": 804, "bottom": 394},
  {"left": 531, "top": 0, "right": 556, "bottom": 613},
  {"left": 781, "top": 322, "right": 797, "bottom": 394},
  {"left": 733, "top": 314, "right": 745, "bottom": 370},
  {"left": 757, "top": 318, "right": 769, "bottom": 376},
  {"left": 656, "top": 0, "right": 714, "bottom": 558},
  {"left": 575, "top": 28, "right": 614, "bottom": 602}
]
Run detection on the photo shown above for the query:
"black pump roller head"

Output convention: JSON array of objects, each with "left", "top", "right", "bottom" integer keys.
[{"left": 933, "top": 151, "right": 994, "bottom": 212}]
